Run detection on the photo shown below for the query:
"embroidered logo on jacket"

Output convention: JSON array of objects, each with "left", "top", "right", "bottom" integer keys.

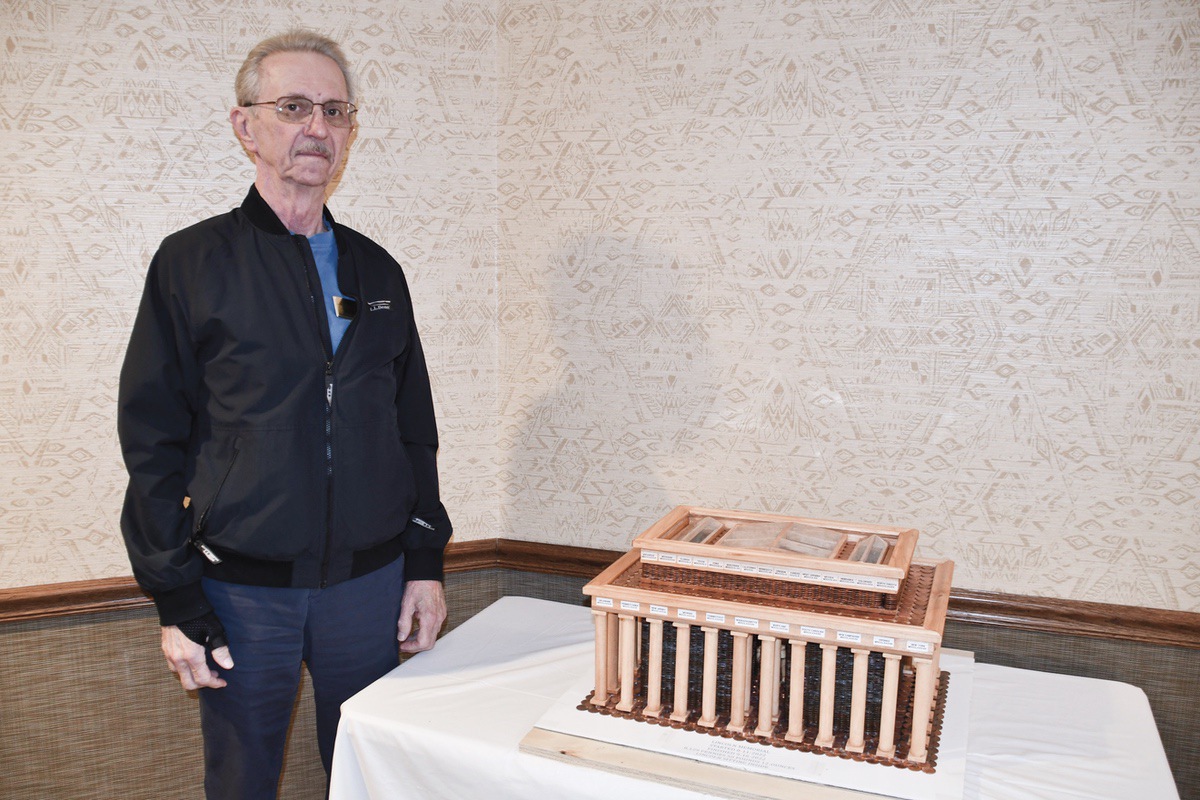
[{"left": 367, "top": 300, "right": 392, "bottom": 312}]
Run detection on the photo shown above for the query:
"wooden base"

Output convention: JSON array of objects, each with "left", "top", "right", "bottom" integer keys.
[{"left": 520, "top": 727, "right": 876, "bottom": 800}]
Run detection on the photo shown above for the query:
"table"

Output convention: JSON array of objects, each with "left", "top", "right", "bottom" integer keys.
[{"left": 330, "top": 597, "right": 1179, "bottom": 800}]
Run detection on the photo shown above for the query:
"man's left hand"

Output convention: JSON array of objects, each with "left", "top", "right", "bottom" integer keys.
[{"left": 397, "top": 579, "right": 446, "bottom": 653}]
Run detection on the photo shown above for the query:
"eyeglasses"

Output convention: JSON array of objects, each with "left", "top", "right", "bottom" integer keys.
[{"left": 243, "top": 96, "right": 357, "bottom": 128}]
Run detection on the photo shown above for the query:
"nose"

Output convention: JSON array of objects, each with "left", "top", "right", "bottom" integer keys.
[{"left": 303, "top": 104, "right": 331, "bottom": 136}]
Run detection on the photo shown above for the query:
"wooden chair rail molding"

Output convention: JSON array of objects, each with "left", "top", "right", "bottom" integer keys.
[{"left": 2, "top": 538, "right": 1198, "bottom": 650}]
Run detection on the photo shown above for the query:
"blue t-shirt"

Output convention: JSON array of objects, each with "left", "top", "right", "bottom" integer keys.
[{"left": 308, "top": 226, "right": 350, "bottom": 353}]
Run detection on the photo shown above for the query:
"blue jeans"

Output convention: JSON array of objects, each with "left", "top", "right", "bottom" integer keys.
[{"left": 198, "top": 556, "right": 405, "bottom": 799}]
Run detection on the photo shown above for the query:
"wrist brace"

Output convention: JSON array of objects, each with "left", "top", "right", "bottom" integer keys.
[{"left": 176, "top": 611, "right": 229, "bottom": 651}]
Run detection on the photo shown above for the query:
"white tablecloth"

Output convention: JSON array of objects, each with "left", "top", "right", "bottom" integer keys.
[{"left": 330, "top": 596, "right": 1179, "bottom": 800}]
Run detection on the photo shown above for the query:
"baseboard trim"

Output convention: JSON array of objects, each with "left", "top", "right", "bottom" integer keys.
[
  {"left": 2, "top": 538, "right": 1197, "bottom": 649},
  {"left": 0, "top": 577, "right": 150, "bottom": 623}
]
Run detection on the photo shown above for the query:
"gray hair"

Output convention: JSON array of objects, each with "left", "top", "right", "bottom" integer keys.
[{"left": 235, "top": 30, "right": 355, "bottom": 105}]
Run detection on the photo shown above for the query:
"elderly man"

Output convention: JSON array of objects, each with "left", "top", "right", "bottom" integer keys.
[{"left": 118, "top": 30, "right": 451, "bottom": 798}]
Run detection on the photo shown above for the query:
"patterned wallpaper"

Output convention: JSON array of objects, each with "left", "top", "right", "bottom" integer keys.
[
  {"left": 2, "top": 0, "right": 1198, "bottom": 612},
  {"left": 495, "top": 0, "right": 1200, "bottom": 611}
]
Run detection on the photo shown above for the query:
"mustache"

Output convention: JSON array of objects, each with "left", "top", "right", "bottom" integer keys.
[{"left": 295, "top": 142, "right": 333, "bottom": 158}]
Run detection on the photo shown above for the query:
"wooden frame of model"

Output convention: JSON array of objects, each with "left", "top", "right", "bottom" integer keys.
[{"left": 581, "top": 506, "right": 954, "bottom": 770}]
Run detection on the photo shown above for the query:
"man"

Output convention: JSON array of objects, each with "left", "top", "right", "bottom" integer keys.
[{"left": 118, "top": 31, "right": 451, "bottom": 798}]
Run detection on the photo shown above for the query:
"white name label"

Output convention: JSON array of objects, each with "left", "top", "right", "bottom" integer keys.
[
  {"left": 734, "top": 617, "right": 759, "bottom": 628},
  {"left": 837, "top": 631, "right": 862, "bottom": 644},
  {"left": 873, "top": 636, "right": 896, "bottom": 648},
  {"left": 677, "top": 609, "right": 697, "bottom": 620},
  {"left": 706, "top": 612, "right": 726, "bottom": 623},
  {"left": 620, "top": 600, "right": 640, "bottom": 611},
  {"left": 906, "top": 641, "right": 934, "bottom": 654},
  {"left": 769, "top": 621, "right": 791, "bottom": 633},
  {"left": 595, "top": 597, "right": 614, "bottom": 608},
  {"left": 801, "top": 626, "right": 826, "bottom": 638},
  {"left": 649, "top": 604, "right": 668, "bottom": 616}
]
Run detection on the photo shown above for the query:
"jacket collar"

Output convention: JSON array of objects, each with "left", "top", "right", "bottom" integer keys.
[{"left": 240, "top": 184, "right": 337, "bottom": 237}]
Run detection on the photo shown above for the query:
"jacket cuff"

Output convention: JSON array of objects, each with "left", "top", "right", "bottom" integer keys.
[
  {"left": 403, "top": 547, "right": 445, "bottom": 583},
  {"left": 151, "top": 582, "right": 213, "bottom": 627}
]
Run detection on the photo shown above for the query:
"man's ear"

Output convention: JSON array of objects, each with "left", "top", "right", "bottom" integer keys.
[{"left": 230, "top": 106, "right": 257, "bottom": 155}]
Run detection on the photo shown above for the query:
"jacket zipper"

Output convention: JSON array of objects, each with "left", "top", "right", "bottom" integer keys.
[
  {"left": 191, "top": 448, "right": 240, "bottom": 564},
  {"left": 294, "top": 235, "right": 337, "bottom": 589},
  {"left": 322, "top": 361, "right": 334, "bottom": 587}
]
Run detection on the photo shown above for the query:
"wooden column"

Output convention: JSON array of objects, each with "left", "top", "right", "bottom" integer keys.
[
  {"left": 814, "top": 643, "right": 839, "bottom": 748},
  {"left": 617, "top": 614, "right": 637, "bottom": 712},
  {"left": 846, "top": 648, "right": 870, "bottom": 753},
  {"left": 754, "top": 635, "right": 779, "bottom": 737},
  {"left": 644, "top": 618, "right": 665, "bottom": 718},
  {"left": 876, "top": 653, "right": 902, "bottom": 758},
  {"left": 591, "top": 610, "right": 610, "bottom": 706},
  {"left": 698, "top": 626, "right": 720, "bottom": 727},
  {"left": 729, "top": 631, "right": 750, "bottom": 732},
  {"left": 908, "top": 657, "right": 936, "bottom": 763},
  {"left": 670, "top": 623, "right": 691, "bottom": 722},
  {"left": 785, "top": 639, "right": 806, "bottom": 742},
  {"left": 606, "top": 609, "right": 620, "bottom": 695}
]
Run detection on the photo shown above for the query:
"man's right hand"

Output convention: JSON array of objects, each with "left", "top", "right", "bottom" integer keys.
[{"left": 161, "top": 625, "right": 234, "bottom": 691}]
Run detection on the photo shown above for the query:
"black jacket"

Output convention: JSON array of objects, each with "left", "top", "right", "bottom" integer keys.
[{"left": 118, "top": 186, "right": 451, "bottom": 626}]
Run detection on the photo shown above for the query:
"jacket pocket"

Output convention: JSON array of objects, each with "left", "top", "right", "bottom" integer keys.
[
  {"left": 334, "top": 422, "right": 416, "bottom": 548},
  {"left": 193, "top": 443, "right": 240, "bottom": 536},
  {"left": 188, "top": 428, "right": 324, "bottom": 560}
]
